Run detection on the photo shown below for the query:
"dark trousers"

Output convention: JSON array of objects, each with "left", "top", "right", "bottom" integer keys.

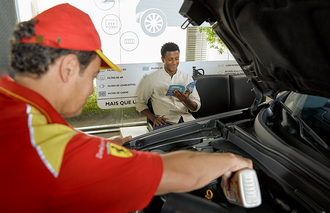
[{"left": 153, "top": 117, "right": 184, "bottom": 131}]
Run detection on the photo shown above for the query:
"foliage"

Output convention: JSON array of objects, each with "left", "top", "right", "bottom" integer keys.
[{"left": 199, "top": 27, "right": 227, "bottom": 54}]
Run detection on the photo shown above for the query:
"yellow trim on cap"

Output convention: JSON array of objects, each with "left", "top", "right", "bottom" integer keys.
[{"left": 95, "top": 49, "right": 121, "bottom": 72}]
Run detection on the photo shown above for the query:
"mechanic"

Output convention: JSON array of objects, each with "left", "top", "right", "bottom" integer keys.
[
  {"left": 0, "top": 4, "right": 253, "bottom": 213},
  {"left": 135, "top": 42, "right": 201, "bottom": 130}
]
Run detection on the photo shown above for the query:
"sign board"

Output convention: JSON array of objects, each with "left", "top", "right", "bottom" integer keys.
[
  {"left": 96, "top": 60, "right": 243, "bottom": 109},
  {"left": 17, "top": 0, "right": 213, "bottom": 64}
]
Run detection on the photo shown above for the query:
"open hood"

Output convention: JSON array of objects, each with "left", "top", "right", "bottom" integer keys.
[{"left": 179, "top": 0, "right": 330, "bottom": 101}]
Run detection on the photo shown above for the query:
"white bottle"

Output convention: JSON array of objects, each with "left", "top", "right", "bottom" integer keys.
[{"left": 222, "top": 168, "right": 262, "bottom": 208}]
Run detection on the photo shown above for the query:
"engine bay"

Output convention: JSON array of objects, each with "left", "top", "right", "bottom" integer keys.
[
  {"left": 126, "top": 96, "right": 329, "bottom": 213},
  {"left": 142, "top": 137, "right": 304, "bottom": 213}
]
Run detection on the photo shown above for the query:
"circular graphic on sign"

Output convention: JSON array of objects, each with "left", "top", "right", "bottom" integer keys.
[
  {"left": 120, "top": 32, "right": 139, "bottom": 51},
  {"left": 94, "top": 0, "right": 115, "bottom": 10},
  {"left": 140, "top": 9, "right": 167, "bottom": 37},
  {"left": 101, "top": 14, "right": 121, "bottom": 35}
]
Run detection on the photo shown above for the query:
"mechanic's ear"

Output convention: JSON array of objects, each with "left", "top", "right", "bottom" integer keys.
[{"left": 59, "top": 54, "right": 79, "bottom": 83}]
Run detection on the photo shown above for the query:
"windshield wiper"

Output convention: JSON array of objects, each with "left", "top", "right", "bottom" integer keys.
[{"left": 279, "top": 101, "right": 330, "bottom": 153}]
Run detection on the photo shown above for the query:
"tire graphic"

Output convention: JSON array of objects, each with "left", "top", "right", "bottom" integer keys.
[{"left": 140, "top": 9, "right": 167, "bottom": 37}]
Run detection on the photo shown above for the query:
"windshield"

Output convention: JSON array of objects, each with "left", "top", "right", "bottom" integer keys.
[{"left": 283, "top": 92, "right": 330, "bottom": 145}]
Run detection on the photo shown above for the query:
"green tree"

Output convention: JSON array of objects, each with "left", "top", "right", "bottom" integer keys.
[{"left": 199, "top": 27, "right": 227, "bottom": 54}]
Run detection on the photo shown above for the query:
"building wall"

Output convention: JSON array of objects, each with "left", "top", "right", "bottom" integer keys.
[{"left": 0, "top": 0, "right": 17, "bottom": 77}]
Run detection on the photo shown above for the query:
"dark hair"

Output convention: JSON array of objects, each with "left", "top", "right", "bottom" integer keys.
[
  {"left": 160, "top": 42, "right": 180, "bottom": 58},
  {"left": 10, "top": 20, "right": 97, "bottom": 77}
]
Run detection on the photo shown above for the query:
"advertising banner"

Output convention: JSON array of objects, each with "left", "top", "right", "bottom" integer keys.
[{"left": 96, "top": 60, "right": 243, "bottom": 109}]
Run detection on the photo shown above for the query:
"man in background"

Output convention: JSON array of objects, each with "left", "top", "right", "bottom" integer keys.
[
  {"left": 135, "top": 42, "right": 201, "bottom": 130},
  {"left": 0, "top": 4, "right": 252, "bottom": 212}
]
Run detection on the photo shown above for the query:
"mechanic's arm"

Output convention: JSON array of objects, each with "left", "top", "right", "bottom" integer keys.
[
  {"left": 174, "top": 88, "right": 198, "bottom": 111},
  {"left": 140, "top": 108, "right": 167, "bottom": 127},
  {"left": 108, "top": 135, "right": 132, "bottom": 145},
  {"left": 155, "top": 151, "right": 253, "bottom": 195}
]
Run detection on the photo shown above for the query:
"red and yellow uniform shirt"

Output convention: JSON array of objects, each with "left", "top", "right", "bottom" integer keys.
[{"left": 0, "top": 74, "right": 163, "bottom": 213}]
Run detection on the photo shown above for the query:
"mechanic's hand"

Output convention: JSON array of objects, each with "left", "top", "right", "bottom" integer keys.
[
  {"left": 109, "top": 135, "right": 132, "bottom": 145},
  {"left": 221, "top": 154, "right": 253, "bottom": 190},
  {"left": 174, "top": 88, "right": 191, "bottom": 102},
  {"left": 153, "top": 116, "right": 167, "bottom": 127}
]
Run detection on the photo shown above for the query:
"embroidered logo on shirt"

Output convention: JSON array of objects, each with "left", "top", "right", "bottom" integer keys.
[
  {"left": 107, "top": 142, "right": 133, "bottom": 158},
  {"left": 95, "top": 139, "right": 105, "bottom": 159}
]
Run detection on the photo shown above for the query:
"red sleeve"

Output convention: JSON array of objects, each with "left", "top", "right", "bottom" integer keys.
[{"left": 53, "top": 133, "right": 163, "bottom": 213}]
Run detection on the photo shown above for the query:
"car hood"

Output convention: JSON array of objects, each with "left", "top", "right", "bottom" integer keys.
[{"left": 179, "top": 0, "right": 330, "bottom": 101}]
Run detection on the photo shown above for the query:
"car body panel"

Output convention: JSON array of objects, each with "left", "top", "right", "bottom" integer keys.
[{"left": 179, "top": 0, "right": 330, "bottom": 100}]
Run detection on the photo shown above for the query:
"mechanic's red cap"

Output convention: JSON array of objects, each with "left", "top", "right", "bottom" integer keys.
[{"left": 19, "top": 3, "right": 121, "bottom": 72}]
